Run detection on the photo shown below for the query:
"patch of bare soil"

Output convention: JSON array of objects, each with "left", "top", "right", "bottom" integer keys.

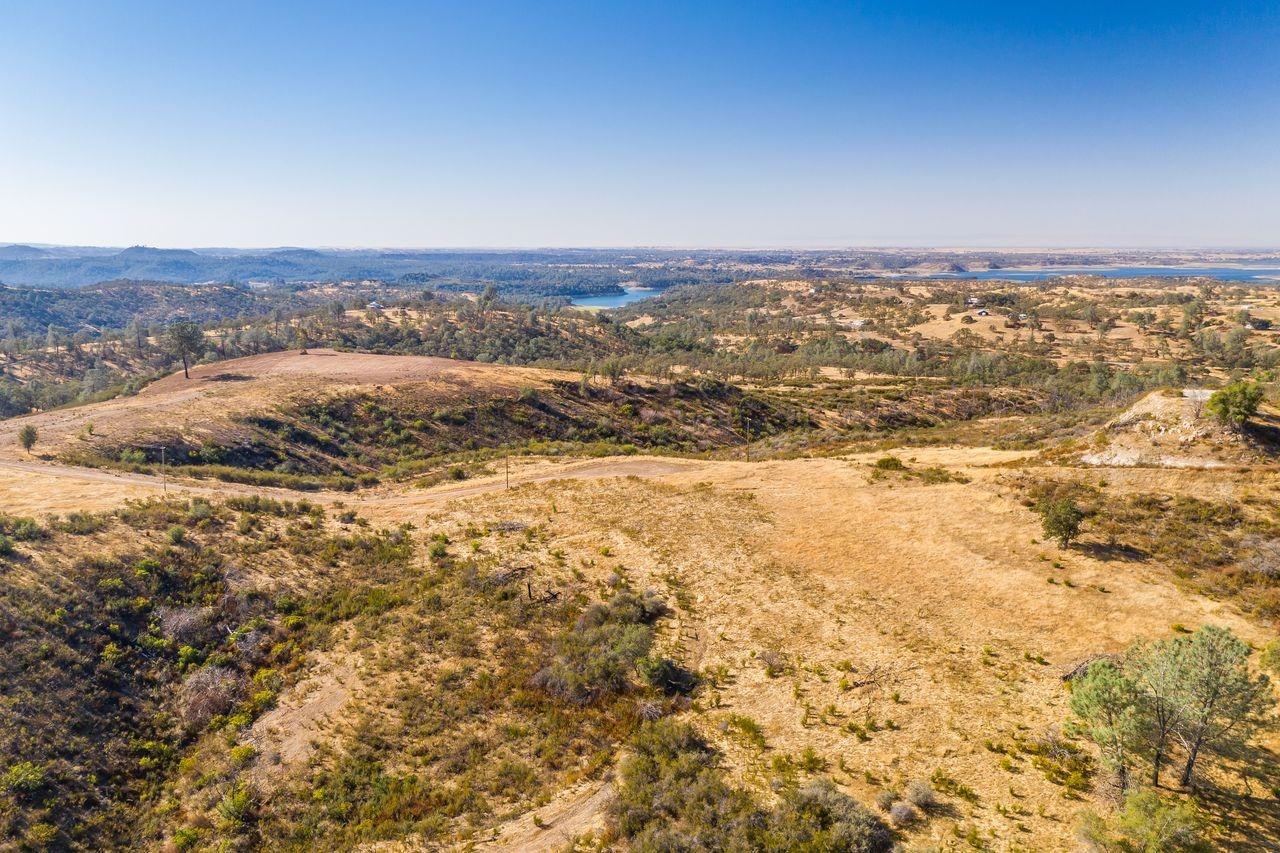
[
  {"left": 250, "top": 633, "right": 368, "bottom": 780},
  {"left": 1078, "top": 389, "right": 1272, "bottom": 469},
  {"left": 477, "top": 780, "right": 613, "bottom": 851}
]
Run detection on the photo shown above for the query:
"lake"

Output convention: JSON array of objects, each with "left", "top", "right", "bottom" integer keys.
[
  {"left": 942, "top": 265, "right": 1280, "bottom": 282},
  {"left": 569, "top": 288, "right": 657, "bottom": 309}
]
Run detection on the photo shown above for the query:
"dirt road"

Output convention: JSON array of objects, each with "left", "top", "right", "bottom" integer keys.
[{"left": 0, "top": 455, "right": 702, "bottom": 518}]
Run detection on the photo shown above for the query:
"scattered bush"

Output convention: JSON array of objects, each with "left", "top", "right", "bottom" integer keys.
[
  {"left": 1206, "top": 381, "right": 1263, "bottom": 429},
  {"left": 179, "top": 667, "right": 245, "bottom": 729},
  {"left": 759, "top": 648, "right": 790, "bottom": 678},
  {"left": 887, "top": 800, "right": 919, "bottom": 827},
  {"left": 1037, "top": 496, "right": 1084, "bottom": 548},
  {"left": 533, "top": 592, "right": 670, "bottom": 705},
  {"left": 0, "top": 514, "right": 45, "bottom": 541},
  {"left": 52, "top": 511, "right": 108, "bottom": 535},
  {"left": 771, "top": 778, "right": 894, "bottom": 851},
  {"left": 637, "top": 656, "right": 699, "bottom": 695},
  {"left": 157, "top": 606, "right": 216, "bottom": 645},
  {"left": 610, "top": 721, "right": 891, "bottom": 852},
  {"left": 1, "top": 761, "right": 46, "bottom": 795},
  {"left": 904, "top": 778, "right": 938, "bottom": 811}
]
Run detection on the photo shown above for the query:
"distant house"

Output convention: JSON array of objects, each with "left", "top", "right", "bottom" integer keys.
[
  {"left": 976, "top": 309, "right": 990, "bottom": 316},
  {"left": 367, "top": 301, "right": 384, "bottom": 311}
]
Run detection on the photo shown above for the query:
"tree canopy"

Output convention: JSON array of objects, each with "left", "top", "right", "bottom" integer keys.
[{"left": 1206, "top": 381, "right": 1263, "bottom": 429}]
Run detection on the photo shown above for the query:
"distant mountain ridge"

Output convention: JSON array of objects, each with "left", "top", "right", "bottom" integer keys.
[
  {"left": 0, "top": 245, "right": 650, "bottom": 291},
  {"left": 3, "top": 244, "right": 1279, "bottom": 292},
  {"left": 0, "top": 244, "right": 53, "bottom": 260}
]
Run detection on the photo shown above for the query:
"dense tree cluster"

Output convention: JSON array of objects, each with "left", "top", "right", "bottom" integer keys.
[{"left": 1072, "top": 626, "right": 1273, "bottom": 793}]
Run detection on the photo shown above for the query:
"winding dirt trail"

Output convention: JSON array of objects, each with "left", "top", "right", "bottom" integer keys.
[{"left": 0, "top": 455, "right": 702, "bottom": 518}]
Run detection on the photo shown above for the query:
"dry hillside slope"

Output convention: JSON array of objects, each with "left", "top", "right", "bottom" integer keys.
[
  {"left": 1, "top": 353, "right": 1279, "bottom": 850},
  {"left": 1074, "top": 388, "right": 1280, "bottom": 469}
]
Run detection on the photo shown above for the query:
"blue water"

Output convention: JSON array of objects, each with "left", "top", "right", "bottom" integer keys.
[
  {"left": 943, "top": 265, "right": 1280, "bottom": 282},
  {"left": 570, "top": 288, "right": 656, "bottom": 309}
]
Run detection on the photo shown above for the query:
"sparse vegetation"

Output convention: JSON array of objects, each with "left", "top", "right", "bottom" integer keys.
[
  {"left": 4, "top": 268, "right": 1280, "bottom": 850},
  {"left": 610, "top": 719, "right": 892, "bottom": 851},
  {"left": 17, "top": 424, "right": 36, "bottom": 455},
  {"left": 1038, "top": 495, "right": 1085, "bottom": 548}
]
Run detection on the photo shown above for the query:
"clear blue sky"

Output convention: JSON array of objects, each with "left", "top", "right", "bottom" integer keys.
[{"left": 1, "top": 1, "right": 1277, "bottom": 248}]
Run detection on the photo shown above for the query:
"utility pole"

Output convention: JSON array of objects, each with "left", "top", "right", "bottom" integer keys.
[
  {"left": 505, "top": 455, "right": 510, "bottom": 489},
  {"left": 161, "top": 446, "right": 167, "bottom": 494}
]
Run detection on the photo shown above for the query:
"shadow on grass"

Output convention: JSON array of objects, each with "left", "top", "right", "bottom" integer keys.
[
  {"left": 1194, "top": 742, "right": 1280, "bottom": 852},
  {"left": 1076, "top": 540, "right": 1148, "bottom": 563}
]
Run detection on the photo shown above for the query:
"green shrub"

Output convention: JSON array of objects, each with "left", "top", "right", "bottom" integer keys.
[
  {"left": 1037, "top": 496, "right": 1084, "bottom": 548},
  {"left": 770, "top": 777, "right": 893, "bottom": 850},
  {"left": 53, "top": 511, "right": 108, "bottom": 535},
  {"left": 637, "top": 656, "right": 699, "bottom": 695},
  {"left": 172, "top": 827, "right": 204, "bottom": 851},
  {"left": 1206, "top": 381, "right": 1263, "bottom": 429},
  {"left": 229, "top": 744, "right": 257, "bottom": 767},
  {"left": 532, "top": 621, "right": 652, "bottom": 704},
  {"left": 610, "top": 720, "right": 891, "bottom": 852},
  {"left": 610, "top": 719, "right": 764, "bottom": 848},
  {"left": 533, "top": 591, "right": 669, "bottom": 705},
  {"left": 1077, "top": 789, "right": 1201, "bottom": 852},
  {"left": 796, "top": 747, "right": 827, "bottom": 772},
  {"left": 0, "top": 514, "right": 45, "bottom": 541},
  {"left": 1260, "top": 638, "right": 1280, "bottom": 675},
  {"left": 1, "top": 761, "right": 46, "bottom": 794},
  {"left": 216, "top": 781, "right": 257, "bottom": 829},
  {"left": 725, "top": 714, "right": 768, "bottom": 750}
]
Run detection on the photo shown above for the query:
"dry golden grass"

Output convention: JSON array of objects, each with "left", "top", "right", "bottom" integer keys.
[
  {"left": 0, "top": 349, "right": 575, "bottom": 461},
  {"left": 2, "top": 353, "right": 1278, "bottom": 849},
  {"left": 295, "top": 452, "right": 1274, "bottom": 851}
]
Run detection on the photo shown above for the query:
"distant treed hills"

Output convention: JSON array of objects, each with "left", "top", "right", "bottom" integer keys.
[
  {"left": 6, "top": 244, "right": 1280, "bottom": 294},
  {"left": 0, "top": 245, "right": 721, "bottom": 294},
  {"left": 0, "top": 280, "right": 313, "bottom": 331}
]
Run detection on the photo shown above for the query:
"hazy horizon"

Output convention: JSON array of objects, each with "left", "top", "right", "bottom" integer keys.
[{"left": 5, "top": 242, "right": 1280, "bottom": 254}]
